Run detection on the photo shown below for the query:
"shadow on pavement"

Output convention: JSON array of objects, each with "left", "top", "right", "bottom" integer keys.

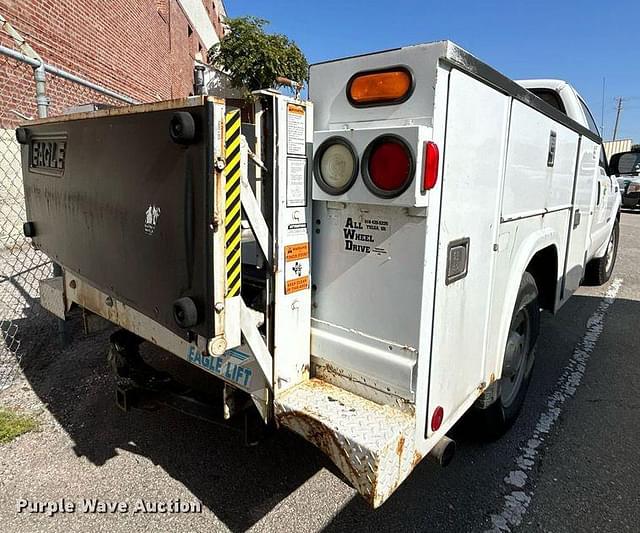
[
  {"left": 3, "top": 286, "right": 633, "bottom": 532},
  {"left": 4, "top": 304, "right": 330, "bottom": 531}
]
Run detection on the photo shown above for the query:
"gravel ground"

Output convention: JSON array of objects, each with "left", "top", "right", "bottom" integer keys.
[{"left": 0, "top": 212, "right": 638, "bottom": 532}]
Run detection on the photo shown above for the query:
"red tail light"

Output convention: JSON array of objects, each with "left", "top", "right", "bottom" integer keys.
[
  {"left": 431, "top": 405, "right": 444, "bottom": 432},
  {"left": 423, "top": 141, "right": 439, "bottom": 191},
  {"left": 363, "top": 135, "right": 415, "bottom": 198}
]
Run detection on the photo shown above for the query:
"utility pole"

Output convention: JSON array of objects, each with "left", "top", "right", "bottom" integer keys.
[{"left": 612, "top": 96, "right": 623, "bottom": 141}]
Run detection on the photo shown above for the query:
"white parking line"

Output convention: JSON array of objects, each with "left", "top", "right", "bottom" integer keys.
[{"left": 486, "top": 278, "right": 623, "bottom": 532}]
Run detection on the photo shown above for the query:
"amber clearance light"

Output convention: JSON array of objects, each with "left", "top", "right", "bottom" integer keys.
[{"left": 347, "top": 67, "right": 413, "bottom": 107}]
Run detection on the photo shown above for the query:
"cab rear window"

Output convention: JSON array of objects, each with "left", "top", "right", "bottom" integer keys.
[{"left": 528, "top": 88, "right": 566, "bottom": 114}]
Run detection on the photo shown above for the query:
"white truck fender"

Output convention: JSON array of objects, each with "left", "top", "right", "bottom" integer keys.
[
  {"left": 491, "top": 228, "right": 561, "bottom": 381},
  {"left": 593, "top": 196, "right": 621, "bottom": 259}
]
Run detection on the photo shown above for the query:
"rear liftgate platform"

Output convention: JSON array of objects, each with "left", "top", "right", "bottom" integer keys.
[{"left": 20, "top": 93, "right": 419, "bottom": 507}]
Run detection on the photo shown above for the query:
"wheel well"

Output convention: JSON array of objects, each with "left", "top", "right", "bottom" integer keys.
[{"left": 526, "top": 245, "right": 558, "bottom": 312}]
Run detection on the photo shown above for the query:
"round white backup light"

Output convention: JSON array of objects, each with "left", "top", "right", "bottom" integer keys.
[
  {"left": 321, "top": 144, "right": 355, "bottom": 188},
  {"left": 314, "top": 137, "right": 359, "bottom": 195}
]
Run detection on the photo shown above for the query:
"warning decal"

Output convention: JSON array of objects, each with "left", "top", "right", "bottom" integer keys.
[
  {"left": 287, "top": 104, "right": 306, "bottom": 156},
  {"left": 285, "top": 242, "right": 309, "bottom": 262},
  {"left": 286, "top": 157, "right": 307, "bottom": 207},
  {"left": 286, "top": 276, "right": 309, "bottom": 294},
  {"left": 284, "top": 242, "right": 310, "bottom": 294}
]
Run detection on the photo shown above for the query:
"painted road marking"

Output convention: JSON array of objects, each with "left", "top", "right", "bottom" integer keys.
[{"left": 487, "top": 278, "right": 623, "bottom": 532}]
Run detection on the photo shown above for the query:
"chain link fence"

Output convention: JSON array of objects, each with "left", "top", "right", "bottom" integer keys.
[{"left": 0, "top": 47, "right": 133, "bottom": 391}]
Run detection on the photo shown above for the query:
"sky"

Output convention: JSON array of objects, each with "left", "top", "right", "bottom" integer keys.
[{"left": 226, "top": 0, "right": 639, "bottom": 143}]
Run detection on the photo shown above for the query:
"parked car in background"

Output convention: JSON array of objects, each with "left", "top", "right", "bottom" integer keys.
[{"left": 611, "top": 151, "right": 640, "bottom": 208}]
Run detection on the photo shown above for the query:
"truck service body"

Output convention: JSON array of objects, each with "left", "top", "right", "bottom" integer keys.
[{"left": 18, "top": 41, "right": 620, "bottom": 507}]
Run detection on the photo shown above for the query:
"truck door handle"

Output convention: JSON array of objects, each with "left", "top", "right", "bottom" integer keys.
[
  {"left": 573, "top": 209, "right": 581, "bottom": 229},
  {"left": 547, "top": 130, "right": 557, "bottom": 167}
]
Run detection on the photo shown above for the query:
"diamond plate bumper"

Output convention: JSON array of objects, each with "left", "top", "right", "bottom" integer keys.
[{"left": 274, "top": 378, "right": 419, "bottom": 507}]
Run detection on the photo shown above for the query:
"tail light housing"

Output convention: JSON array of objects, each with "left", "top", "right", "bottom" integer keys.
[
  {"left": 362, "top": 135, "right": 415, "bottom": 198},
  {"left": 313, "top": 137, "right": 359, "bottom": 195}
]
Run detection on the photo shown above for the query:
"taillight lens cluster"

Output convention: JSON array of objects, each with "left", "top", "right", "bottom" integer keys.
[{"left": 314, "top": 136, "right": 438, "bottom": 198}]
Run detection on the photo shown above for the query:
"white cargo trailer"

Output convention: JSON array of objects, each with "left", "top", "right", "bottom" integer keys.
[{"left": 19, "top": 41, "right": 620, "bottom": 507}]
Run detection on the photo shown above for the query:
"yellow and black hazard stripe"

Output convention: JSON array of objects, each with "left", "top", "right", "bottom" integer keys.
[{"left": 225, "top": 109, "right": 242, "bottom": 298}]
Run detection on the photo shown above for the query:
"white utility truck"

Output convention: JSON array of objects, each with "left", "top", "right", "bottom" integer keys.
[{"left": 18, "top": 41, "right": 620, "bottom": 507}]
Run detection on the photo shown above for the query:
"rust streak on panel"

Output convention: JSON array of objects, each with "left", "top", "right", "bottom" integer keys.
[
  {"left": 276, "top": 410, "right": 369, "bottom": 499},
  {"left": 412, "top": 450, "right": 423, "bottom": 468},
  {"left": 396, "top": 435, "right": 405, "bottom": 458}
]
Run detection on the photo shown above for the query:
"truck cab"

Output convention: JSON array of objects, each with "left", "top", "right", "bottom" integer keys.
[{"left": 517, "top": 79, "right": 620, "bottom": 267}]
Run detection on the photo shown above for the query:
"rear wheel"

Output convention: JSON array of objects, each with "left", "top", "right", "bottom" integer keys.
[
  {"left": 584, "top": 220, "right": 619, "bottom": 286},
  {"left": 476, "top": 272, "right": 540, "bottom": 438}
]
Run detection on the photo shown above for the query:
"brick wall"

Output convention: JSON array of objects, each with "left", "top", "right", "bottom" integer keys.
[{"left": 0, "top": 0, "right": 224, "bottom": 122}]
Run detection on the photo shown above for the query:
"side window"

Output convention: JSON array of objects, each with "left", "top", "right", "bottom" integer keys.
[
  {"left": 578, "top": 97, "right": 600, "bottom": 137},
  {"left": 529, "top": 88, "right": 567, "bottom": 114}
]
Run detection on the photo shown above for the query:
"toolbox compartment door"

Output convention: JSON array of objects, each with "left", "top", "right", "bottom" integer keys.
[{"left": 21, "top": 100, "right": 218, "bottom": 339}]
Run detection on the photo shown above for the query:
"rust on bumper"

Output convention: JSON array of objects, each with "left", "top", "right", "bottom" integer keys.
[{"left": 274, "top": 378, "right": 417, "bottom": 508}]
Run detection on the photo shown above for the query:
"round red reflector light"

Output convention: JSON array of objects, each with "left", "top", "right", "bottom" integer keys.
[
  {"left": 431, "top": 406, "right": 444, "bottom": 432},
  {"left": 363, "top": 135, "right": 414, "bottom": 198}
]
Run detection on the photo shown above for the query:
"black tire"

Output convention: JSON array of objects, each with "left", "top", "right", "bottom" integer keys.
[
  {"left": 169, "top": 112, "right": 196, "bottom": 144},
  {"left": 584, "top": 221, "right": 619, "bottom": 286},
  {"left": 477, "top": 272, "right": 540, "bottom": 439}
]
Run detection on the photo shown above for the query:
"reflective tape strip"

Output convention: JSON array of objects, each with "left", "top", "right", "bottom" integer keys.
[{"left": 225, "top": 109, "right": 242, "bottom": 298}]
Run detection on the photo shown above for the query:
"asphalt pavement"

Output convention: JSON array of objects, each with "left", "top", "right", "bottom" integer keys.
[{"left": 0, "top": 212, "right": 638, "bottom": 532}]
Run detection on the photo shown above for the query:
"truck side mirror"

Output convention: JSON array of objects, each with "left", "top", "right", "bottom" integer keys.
[{"left": 609, "top": 150, "right": 640, "bottom": 176}]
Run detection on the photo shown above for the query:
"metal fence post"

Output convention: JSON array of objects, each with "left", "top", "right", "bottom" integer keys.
[{"left": 34, "top": 62, "right": 49, "bottom": 119}]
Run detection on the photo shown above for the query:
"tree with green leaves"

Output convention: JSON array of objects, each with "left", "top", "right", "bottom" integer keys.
[
  {"left": 631, "top": 144, "right": 640, "bottom": 152},
  {"left": 208, "top": 16, "right": 308, "bottom": 95}
]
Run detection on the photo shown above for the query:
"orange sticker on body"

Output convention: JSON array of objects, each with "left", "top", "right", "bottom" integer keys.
[
  {"left": 286, "top": 276, "right": 309, "bottom": 294},
  {"left": 285, "top": 242, "right": 309, "bottom": 262},
  {"left": 288, "top": 104, "right": 305, "bottom": 115}
]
